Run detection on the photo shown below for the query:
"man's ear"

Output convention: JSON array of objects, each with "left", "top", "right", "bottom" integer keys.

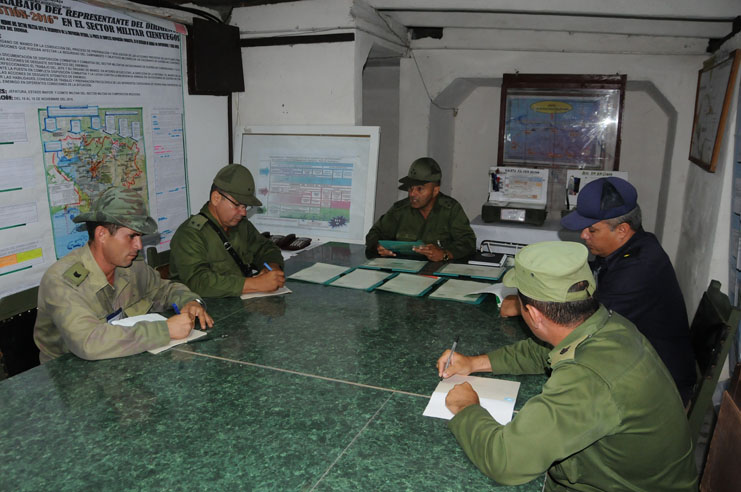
[
  {"left": 95, "top": 225, "right": 109, "bottom": 242},
  {"left": 524, "top": 303, "right": 546, "bottom": 327},
  {"left": 616, "top": 222, "right": 632, "bottom": 239},
  {"left": 432, "top": 184, "right": 440, "bottom": 198},
  {"left": 209, "top": 189, "right": 220, "bottom": 206}
]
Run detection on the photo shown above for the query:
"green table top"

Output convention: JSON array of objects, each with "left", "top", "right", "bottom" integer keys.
[{"left": 0, "top": 243, "right": 547, "bottom": 491}]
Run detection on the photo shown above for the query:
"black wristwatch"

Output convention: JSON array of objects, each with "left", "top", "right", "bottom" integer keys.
[{"left": 442, "top": 251, "right": 450, "bottom": 262}]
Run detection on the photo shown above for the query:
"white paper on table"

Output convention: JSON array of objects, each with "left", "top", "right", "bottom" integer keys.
[
  {"left": 110, "top": 313, "right": 208, "bottom": 354},
  {"left": 423, "top": 374, "right": 520, "bottom": 423},
  {"left": 241, "top": 286, "right": 292, "bottom": 299},
  {"left": 469, "top": 283, "right": 517, "bottom": 307}
]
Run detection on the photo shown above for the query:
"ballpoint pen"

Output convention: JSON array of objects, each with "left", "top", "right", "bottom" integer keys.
[
  {"left": 441, "top": 336, "right": 459, "bottom": 381},
  {"left": 171, "top": 303, "right": 180, "bottom": 314},
  {"left": 264, "top": 262, "right": 273, "bottom": 271}
]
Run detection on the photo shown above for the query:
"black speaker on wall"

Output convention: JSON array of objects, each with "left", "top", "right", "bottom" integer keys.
[{"left": 187, "top": 18, "right": 244, "bottom": 95}]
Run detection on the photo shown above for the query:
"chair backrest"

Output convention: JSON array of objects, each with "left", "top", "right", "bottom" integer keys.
[
  {"left": 686, "top": 280, "right": 741, "bottom": 445},
  {"left": 700, "top": 391, "right": 741, "bottom": 491},
  {"left": 728, "top": 362, "right": 741, "bottom": 408},
  {"left": 145, "top": 247, "right": 170, "bottom": 280}
]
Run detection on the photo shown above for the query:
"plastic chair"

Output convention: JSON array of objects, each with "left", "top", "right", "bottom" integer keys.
[
  {"left": 685, "top": 280, "right": 741, "bottom": 445},
  {"left": 145, "top": 247, "right": 170, "bottom": 280}
]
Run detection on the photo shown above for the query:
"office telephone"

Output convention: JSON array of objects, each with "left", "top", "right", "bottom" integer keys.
[{"left": 263, "top": 232, "right": 312, "bottom": 251}]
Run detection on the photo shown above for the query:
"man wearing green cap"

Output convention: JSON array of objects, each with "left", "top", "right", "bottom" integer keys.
[
  {"left": 365, "top": 157, "right": 476, "bottom": 261},
  {"left": 169, "top": 164, "right": 285, "bottom": 298},
  {"left": 436, "top": 241, "right": 697, "bottom": 490},
  {"left": 34, "top": 187, "right": 213, "bottom": 363}
]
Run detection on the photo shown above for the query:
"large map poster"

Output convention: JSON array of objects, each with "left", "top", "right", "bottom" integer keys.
[
  {"left": 502, "top": 92, "right": 620, "bottom": 169},
  {"left": 39, "top": 105, "right": 148, "bottom": 256},
  {"left": 0, "top": 0, "right": 189, "bottom": 299}
]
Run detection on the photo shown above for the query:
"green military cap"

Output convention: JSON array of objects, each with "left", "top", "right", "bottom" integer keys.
[
  {"left": 503, "top": 241, "right": 595, "bottom": 303},
  {"left": 213, "top": 164, "right": 262, "bottom": 207},
  {"left": 398, "top": 157, "right": 442, "bottom": 191},
  {"left": 73, "top": 186, "right": 157, "bottom": 235}
]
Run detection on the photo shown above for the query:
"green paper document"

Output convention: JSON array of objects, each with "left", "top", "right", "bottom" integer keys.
[
  {"left": 376, "top": 273, "right": 441, "bottom": 297},
  {"left": 287, "top": 263, "right": 351, "bottom": 284},
  {"left": 359, "top": 257, "right": 427, "bottom": 273},
  {"left": 378, "top": 240, "right": 425, "bottom": 256},
  {"left": 434, "top": 263, "right": 506, "bottom": 281},
  {"left": 327, "top": 268, "right": 395, "bottom": 291},
  {"left": 428, "top": 278, "right": 491, "bottom": 304}
]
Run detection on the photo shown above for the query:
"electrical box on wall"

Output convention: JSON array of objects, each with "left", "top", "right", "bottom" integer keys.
[{"left": 186, "top": 19, "right": 245, "bottom": 95}]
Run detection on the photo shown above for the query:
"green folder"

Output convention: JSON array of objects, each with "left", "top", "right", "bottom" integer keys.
[{"left": 378, "top": 240, "right": 425, "bottom": 256}]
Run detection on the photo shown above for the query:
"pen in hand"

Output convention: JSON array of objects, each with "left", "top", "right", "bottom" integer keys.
[
  {"left": 441, "top": 336, "right": 459, "bottom": 381},
  {"left": 264, "top": 262, "right": 273, "bottom": 271},
  {"left": 172, "top": 303, "right": 181, "bottom": 314}
]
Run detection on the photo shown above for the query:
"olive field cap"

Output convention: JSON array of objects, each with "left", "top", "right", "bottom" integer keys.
[
  {"left": 561, "top": 177, "right": 638, "bottom": 231},
  {"left": 213, "top": 164, "right": 262, "bottom": 207},
  {"left": 73, "top": 186, "right": 157, "bottom": 235},
  {"left": 398, "top": 157, "right": 442, "bottom": 191},
  {"left": 503, "top": 241, "right": 596, "bottom": 302}
]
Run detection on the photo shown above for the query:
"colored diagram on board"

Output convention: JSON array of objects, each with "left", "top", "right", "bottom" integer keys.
[
  {"left": 255, "top": 158, "right": 353, "bottom": 231},
  {"left": 503, "top": 96, "right": 610, "bottom": 168},
  {"left": 38, "top": 105, "right": 148, "bottom": 258}
]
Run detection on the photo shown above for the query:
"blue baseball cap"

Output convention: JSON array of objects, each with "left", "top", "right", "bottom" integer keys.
[{"left": 561, "top": 177, "right": 638, "bottom": 231}]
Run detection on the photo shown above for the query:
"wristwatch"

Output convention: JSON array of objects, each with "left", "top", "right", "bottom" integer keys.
[{"left": 442, "top": 251, "right": 450, "bottom": 262}]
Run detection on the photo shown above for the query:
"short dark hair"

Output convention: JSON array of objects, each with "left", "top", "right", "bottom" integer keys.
[
  {"left": 518, "top": 280, "right": 599, "bottom": 325},
  {"left": 86, "top": 221, "right": 121, "bottom": 242},
  {"left": 604, "top": 204, "right": 642, "bottom": 231}
]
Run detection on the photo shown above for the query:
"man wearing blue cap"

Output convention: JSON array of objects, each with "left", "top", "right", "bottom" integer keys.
[
  {"left": 504, "top": 177, "right": 695, "bottom": 403},
  {"left": 437, "top": 241, "right": 697, "bottom": 490}
]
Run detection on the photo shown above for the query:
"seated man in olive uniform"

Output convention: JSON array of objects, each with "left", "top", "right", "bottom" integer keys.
[
  {"left": 365, "top": 157, "right": 476, "bottom": 261},
  {"left": 437, "top": 241, "right": 697, "bottom": 491},
  {"left": 34, "top": 187, "right": 213, "bottom": 363},
  {"left": 170, "top": 164, "right": 285, "bottom": 298}
]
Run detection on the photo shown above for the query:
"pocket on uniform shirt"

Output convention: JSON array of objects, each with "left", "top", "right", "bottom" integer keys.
[{"left": 124, "top": 298, "right": 153, "bottom": 317}]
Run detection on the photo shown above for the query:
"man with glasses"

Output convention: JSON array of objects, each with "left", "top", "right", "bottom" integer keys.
[{"left": 170, "top": 164, "right": 285, "bottom": 297}]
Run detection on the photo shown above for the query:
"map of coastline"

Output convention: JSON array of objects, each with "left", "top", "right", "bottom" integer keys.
[{"left": 39, "top": 105, "right": 148, "bottom": 258}]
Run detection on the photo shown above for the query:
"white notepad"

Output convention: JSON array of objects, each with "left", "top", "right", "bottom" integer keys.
[
  {"left": 110, "top": 313, "right": 208, "bottom": 354},
  {"left": 423, "top": 374, "right": 520, "bottom": 423},
  {"left": 240, "top": 286, "right": 292, "bottom": 299}
]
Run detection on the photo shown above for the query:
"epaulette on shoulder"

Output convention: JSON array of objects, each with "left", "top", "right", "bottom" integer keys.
[
  {"left": 62, "top": 262, "right": 89, "bottom": 287},
  {"left": 550, "top": 333, "right": 590, "bottom": 366},
  {"left": 187, "top": 214, "right": 208, "bottom": 230}
]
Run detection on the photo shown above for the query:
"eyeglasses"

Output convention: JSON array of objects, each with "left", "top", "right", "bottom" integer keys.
[{"left": 218, "top": 191, "right": 249, "bottom": 211}]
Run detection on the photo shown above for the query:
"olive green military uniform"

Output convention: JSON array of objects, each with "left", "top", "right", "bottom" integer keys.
[
  {"left": 34, "top": 243, "right": 200, "bottom": 363},
  {"left": 365, "top": 193, "right": 476, "bottom": 259},
  {"left": 448, "top": 306, "right": 698, "bottom": 491},
  {"left": 169, "top": 204, "right": 284, "bottom": 298}
]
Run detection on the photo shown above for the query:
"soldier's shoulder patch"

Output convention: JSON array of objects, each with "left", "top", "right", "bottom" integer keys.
[
  {"left": 187, "top": 214, "right": 208, "bottom": 230},
  {"left": 550, "top": 333, "right": 590, "bottom": 365},
  {"left": 62, "top": 262, "right": 89, "bottom": 287}
]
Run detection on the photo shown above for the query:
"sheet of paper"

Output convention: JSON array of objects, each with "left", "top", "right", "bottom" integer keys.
[
  {"left": 423, "top": 375, "right": 520, "bottom": 423},
  {"left": 110, "top": 313, "right": 208, "bottom": 354},
  {"left": 428, "top": 278, "right": 490, "bottom": 304},
  {"left": 360, "top": 257, "right": 427, "bottom": 273},
  {"left": 435, "top": 263, "right": 506, "bottom": 281},
  {"left": 287, "top": 262, "right": 351, "bottom": 284},
  {"left": 376, "top": 273, "right": 439, "bottom": 296},
  {"left": 148, "top": 329, "right": 208, "bottom": 354},
  {"left": 240, "top": 286, "right": 292, "bottom": 300},
  {"left": 328, "top": 268, "right": 394, "bottom": 290}
]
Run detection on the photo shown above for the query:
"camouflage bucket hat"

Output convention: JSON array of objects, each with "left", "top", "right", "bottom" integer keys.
[
  {"left": 398, "top": 157, "right": 442, "bottom": 191},
  {"left": 503, "top": 241, "right": 596, "bottom": 303},
  {"left": 213, "top": 164, "right": 262, "bottom": 207},
  {"left": 72, "top": 187, "right": 157, "bottom": 235}
]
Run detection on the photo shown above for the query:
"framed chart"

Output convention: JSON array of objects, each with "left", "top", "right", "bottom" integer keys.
[
  {"left": 498, "top": 74, "right": 626, "bottom": 170},
  {"left": 689, "top": 50, "right": 741, "bottom": 172}
]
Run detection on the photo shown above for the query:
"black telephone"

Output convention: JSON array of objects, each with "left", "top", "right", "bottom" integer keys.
[{"left": 263, "top": 232, "right": 312, "bottom": 251}]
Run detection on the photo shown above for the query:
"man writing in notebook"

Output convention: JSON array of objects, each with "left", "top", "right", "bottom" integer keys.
[
  {"left": 501, "top": 177, "right": 695, "bottom": 403},
  {"left": 34, "top": 187, "right": 212, "bottom": 362},
  {"left": 170, "top": 164, "right": 285, "bottom": 298},
  {"left": 437, "top": 241, "right": 697, "bottom": 490},
  {"left": 365, "top": 157, "right": 476, "bottom": 261}
]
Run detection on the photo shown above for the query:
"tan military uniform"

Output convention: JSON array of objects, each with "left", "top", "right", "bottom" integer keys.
[{"left": 34, "top": 243, "right": 200, "bottom": 362}]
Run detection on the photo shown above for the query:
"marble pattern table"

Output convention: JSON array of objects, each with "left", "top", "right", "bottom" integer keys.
[{"left": 0, "top": 243, "right": 547, "bottom": 491}]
